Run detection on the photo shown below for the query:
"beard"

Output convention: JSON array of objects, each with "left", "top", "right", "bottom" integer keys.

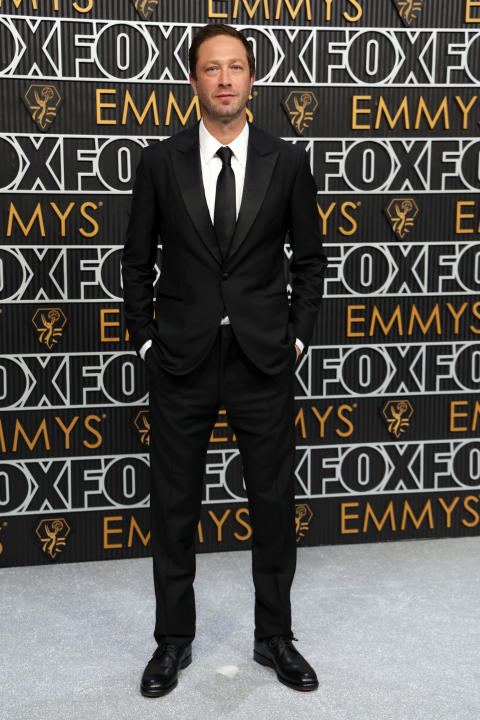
[{"left": 197, "top": 88, "right": 250, "bottom": 122}]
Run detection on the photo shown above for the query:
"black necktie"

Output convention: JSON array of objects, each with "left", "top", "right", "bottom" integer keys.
[{"left": 214, "top": 146, "right": 236, "bottom": 261}]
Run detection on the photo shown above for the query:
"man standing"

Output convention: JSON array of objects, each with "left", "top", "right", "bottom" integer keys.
[{"left": 122, "top": 23, "right": 327, "bottom": 697}]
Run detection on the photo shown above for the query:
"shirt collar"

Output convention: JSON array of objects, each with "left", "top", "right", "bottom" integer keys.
[{"left": 199, "top": 118, "right": 249, "bottom": 166}]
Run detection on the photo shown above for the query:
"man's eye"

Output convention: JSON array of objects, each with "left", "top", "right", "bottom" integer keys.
[{"left": 207, "top": 66, "right": 217, "bottom": 72}]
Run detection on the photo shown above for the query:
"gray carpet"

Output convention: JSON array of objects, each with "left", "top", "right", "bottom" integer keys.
[{"left": 1, "top": 537, "right": 479, "bottom": 720}]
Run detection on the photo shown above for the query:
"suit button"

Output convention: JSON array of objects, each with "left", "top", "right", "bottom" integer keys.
[{"left": 222, "top": 272, "right": 229, "bottom": 280}]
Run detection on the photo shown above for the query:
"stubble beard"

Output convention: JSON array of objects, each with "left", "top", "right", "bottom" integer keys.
[{"left": 199, "top": 89, "right": 250, "bottom": 124}]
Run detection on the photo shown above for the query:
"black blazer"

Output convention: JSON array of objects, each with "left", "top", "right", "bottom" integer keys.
[{"left": 121, "top": 121, "right": 327, "bottom": 375}]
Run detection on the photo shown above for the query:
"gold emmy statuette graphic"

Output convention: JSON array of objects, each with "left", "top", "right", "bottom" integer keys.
[
  {"left": 23, "top": 84, "right": 62, "bottom": 131},
  {"left": 382, "top": 400, "right": 414, "bottom": 439},
  {"left": 281, "top": 91, "right": 318, "bottom": 136},
  {"left": 392, "top": 0, "right": 425, "bottom": 26},
  {"left": 32, "top": 308, "right": 67, "bottom": 350},
  {"left": 134, "top": 410, "right": 150, "bottom": 446},
  {"left": 295, "top": 504, "right": 313, "bottom": 543},
  {"left": 132, "top": 0, "right": 158, "bottom": 19},
  {"left": 385, "top": 198, "right": 419, "bottom": 240},
  {"left": 35, "top": 518, "right": 71, "bottom": 560}
]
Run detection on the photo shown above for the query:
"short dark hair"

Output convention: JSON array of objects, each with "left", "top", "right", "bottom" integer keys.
[{"left": 189, "top": 23, "right": 255, "bottom": 80}]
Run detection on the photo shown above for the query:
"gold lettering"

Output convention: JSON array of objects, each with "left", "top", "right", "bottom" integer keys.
[
  {"left": 275, "top": 0, "right": 311, "bottom": 20},
  {"left": 12, "top": 419, "right": 49, "bottom": 452},
  {"left": 351, "top": 95, "right": 371, "bottom": 130},
  {"left": 84, "top": 415, "right": 102, "bottom": 449},
  {"left": 79, "top": 202, "right": 99, "bottom": 237},
  {"left": 400, "top": 500, "right": 433, "bottom": 530},
  {"left": 437, "top": 496, "right": 460, "bottom": 528},
  {"left": 96, "top": 89, "right": 116, "bottom": 125},
  {"left": 73, "top": 0, "right": 93, "bottom": 11},
  {"left": 375, "top": 95, "right": 410, "bottom": 130},
  {"left": 341, "top": 502, "right": 359, "bottom": 534},
  {"left": 234, "top": 508, "right": 252, "bottom": 540},
  {"left": 344, "top": 0, "right": 362, "bottom": 21},
  {"left": 0, "top": 420, "right": 6, "bottom": 453},
  {"left": 122, "top": 90, "right": 159, "bottom": 126},
  {"left": 100, "top": 309, "right": 120, "bottom": 343},
  {"left": 337, "top": 404, "right": 354, "bottom": 437},
  {"left": 104, "top": 516, "right": 123, "bottom": 549},
  {"left": 323, "top": 0, "right": 333, "bottom": 21},
  {"left": 339, "top": 201, "right": 357, "bottom": 236},
  {"left": 165, "top": 92, "right": 200, "bottom": 126},
  {"left": 208, "top": 0, "right": 228, "bottom": 16},
  {"left": 50, "top": 202, "right": 75, "bottom": 237},
  {"left": 407, "top": 304, "right": 441, "bottom": 336},
  {"left": 414, "top": 96, "right": 449, "bottom": 130},
  {"left": 208, "top": 509, "right": 231, "bottom": 541},
  {"left": 445, "top": 302, "right": 468, "bottom": 334},
  {"left": 454, "top": 96, "right": 477, "bottom": 129},
  {"left": 127, "top": 516, "right": 150, "bottom": 547},
  {"left": 462, "top": 495, "right": 480, "bottom": 527},
  {"left": 450, "top": 400, "right": 469, "bottom": 432},
  {"left": 310, "top": 405, "right": 333, "bottom": 438},
  {"left": 465, "top": 0, "right": 480, "bottom": 22},
  {"left": 346, "top": 305, "right": 366, "bottom": 337},
  {"left": 470, "top": 301, "right": 480, "bottom": 333},
  {"left": 317, "top": 201, "right": 336, "bottom": 235},
  {"left": 7, "top": 202, "right": 45, "bottom": 237},
  {"left": 362, "top": 501, "right": 396, "bottom": 532},
  {"left": 370, "top": 304, "right": 403, "bottom": 337},
  {"left": 295, "top": 407, "right": 307, "bottom": 439},
  {"left": 54, "top": 416, "right": 79, "bottom": 450},
  {"left": 455, "top": 201, "right": 476, "bottom": 234},
  {"left": 233, "top": 0, "right": 270, "bottom": 17}
]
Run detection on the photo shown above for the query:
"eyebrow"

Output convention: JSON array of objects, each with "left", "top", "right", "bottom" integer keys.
[{"left": 202, "top": 58, "right": 245, "bottom": 65}]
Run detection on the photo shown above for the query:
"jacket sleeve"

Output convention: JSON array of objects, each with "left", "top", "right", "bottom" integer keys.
[
  {"left": 287, "top": 148, "right": 328, "bottom": 350},
  {"left": 121, "top": 150, "right": 160, "bottom": 355}
]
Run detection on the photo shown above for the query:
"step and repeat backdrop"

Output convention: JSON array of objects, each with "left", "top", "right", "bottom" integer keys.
[{"left": 1, "top": 0, "right": 480, "bottom": 566}]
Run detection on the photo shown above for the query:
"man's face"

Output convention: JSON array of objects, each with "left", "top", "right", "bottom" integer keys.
[{"left": 189, "top": 35, "right": 255, "bottom": 123}]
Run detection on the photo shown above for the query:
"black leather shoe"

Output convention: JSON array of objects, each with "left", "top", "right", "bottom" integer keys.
[
  {"left": 253, "top": 636, "right": 318, "bottom": 691},
  {"left": 140, "top": 642, "right": 192, "bottom": 697}
]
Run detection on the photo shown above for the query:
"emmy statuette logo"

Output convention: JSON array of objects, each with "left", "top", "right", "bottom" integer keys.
[
  {"left": 23, "top": 84, "right": 62, "bottom": 131},
  {"left": 392, "top": 0, "right": 425, "bottom": 26},
  {"left": 382, "top": 400, "right": 414, "bottom": 439},
  {"left": 295, "top": 504, "right": 313, "bottom": 542},
  {"left": 35, "top": 518, "right": 71, "bottom": 560},
  {"left": 281, "top": 91, "right": 318, "bottom": 136},
  {"left": 132, "top": 0, "right": 158, "bottom": 19},
  {"left": 32, "top": 308, "right": 67, "bottom": 349},
  {"left": 385, "top": 198, "right": 419, "bottom": 239},
  {"left": 134, "top": 410, "right": 150, "bottom": 446}
]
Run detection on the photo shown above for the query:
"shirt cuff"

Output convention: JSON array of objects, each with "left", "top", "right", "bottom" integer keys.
[
  {"left": 139, "top": 339, "right": 152, "bottom": 360},
  {"left": 295, "top": 338, "right": 304, "bottom": 353}
]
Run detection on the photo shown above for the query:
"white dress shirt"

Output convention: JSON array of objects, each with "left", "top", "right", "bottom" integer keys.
[{"left": 139, "top": 118, "right": 303, "bottom": 359}]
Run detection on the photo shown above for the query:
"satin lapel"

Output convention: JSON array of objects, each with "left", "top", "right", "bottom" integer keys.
[
  {"left": 171, "top": 129, "right": 222, "bottom": 266},
  {"left": 227, "top": 139, "right": 279, "bottom": 261}
]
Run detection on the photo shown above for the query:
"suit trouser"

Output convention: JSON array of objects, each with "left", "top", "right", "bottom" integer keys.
[{"left": 146, "top": 324, "right": 297, "bottom": 646}]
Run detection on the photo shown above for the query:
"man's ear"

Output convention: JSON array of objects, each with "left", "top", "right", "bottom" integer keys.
[
  {"left": 189, "top": 73, "right": 197, "bottom": 95},
  {"left": 249, "top": 73, "right": 256, "bottom": 94}
]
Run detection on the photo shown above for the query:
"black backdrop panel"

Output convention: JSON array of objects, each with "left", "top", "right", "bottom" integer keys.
[{"left": 1, "top": 0, "right": 480, "bottom": 566}]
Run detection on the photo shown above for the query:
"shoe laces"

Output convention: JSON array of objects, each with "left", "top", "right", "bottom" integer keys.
[
  {"left": 153, "top": 643, "right": 179, "bottom": 660},
  {"left": 268, "top": 635, "right": 298, "bottom": 650}
]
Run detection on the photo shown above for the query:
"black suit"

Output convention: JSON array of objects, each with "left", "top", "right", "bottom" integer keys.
[{"left": 122, "top": 121, "right": 327, "bottom": 645}]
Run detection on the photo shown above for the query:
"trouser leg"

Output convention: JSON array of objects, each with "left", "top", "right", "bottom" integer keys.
[
  {"left": 220, "top": 327, "right": 297, "bottom": 639},
  {"left": 147, "top": 342, "right": 220, "bottom": 646}
]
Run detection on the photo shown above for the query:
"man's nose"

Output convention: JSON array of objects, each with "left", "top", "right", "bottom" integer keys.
[{"left": 218, "top": 68, "right": 232, "bottom": 85}]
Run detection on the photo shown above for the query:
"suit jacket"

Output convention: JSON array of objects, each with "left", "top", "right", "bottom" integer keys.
[{"left": 121, "top": 121, "right": 327, "bottom": 376}]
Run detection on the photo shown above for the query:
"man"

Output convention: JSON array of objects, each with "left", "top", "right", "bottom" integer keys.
[{"left": 121, "top": 23, "right": 327, "bottom": 697}]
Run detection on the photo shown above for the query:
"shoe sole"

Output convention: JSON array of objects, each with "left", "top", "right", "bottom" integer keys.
[
  {"left": 253, "top": 650, "right": 319, "bottom": 692},
  {"left": 140, "top": 653, "right": 192, "bottom": 698}
]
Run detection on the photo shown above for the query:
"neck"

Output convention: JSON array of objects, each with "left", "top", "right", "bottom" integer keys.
[{"left": 202, "top": 113, "right": 247, "bottom": 145}]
